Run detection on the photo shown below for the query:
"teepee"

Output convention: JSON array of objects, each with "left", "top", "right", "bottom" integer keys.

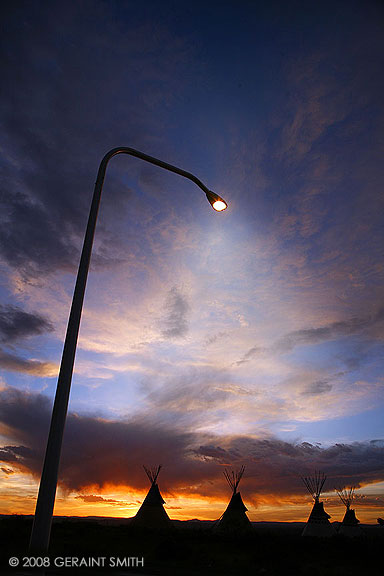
[
  {"left": 336, "top": 487, "right": 363, "bottom": 537},
  {"left": 302, "top": 472, "right": 335, "bottom": 537},
  {"left": 130, "top": 465, "right": 171, "bottom": 530},
  {"left": 215, "top": 466, "right": 251, "bottom": 533}
]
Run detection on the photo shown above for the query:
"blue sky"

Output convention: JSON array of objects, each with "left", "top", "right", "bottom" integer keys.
[{"left": 0, "top": 0, "right": 383, "bottom": 519}]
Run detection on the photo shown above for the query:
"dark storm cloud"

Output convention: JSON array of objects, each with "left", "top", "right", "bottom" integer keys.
[
  {"left": 0, "top": 305, "right": 53, "bottom": 342},
  {"left": 195, "top": 437, "right": 384, "bottom": 497},
  {"left": 161, "top": 286, "right": 190, "bottom": 338},
  {"left": 1, "top": 1, "right": 195, "bottom": 277},
  {"left": 0, "top": 386, "right": 383, "bottom": 498},
  {"left": 0, "top": 386, "right": 211, "bottom": 493}
]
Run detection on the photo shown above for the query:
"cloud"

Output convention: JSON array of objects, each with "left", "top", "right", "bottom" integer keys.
[
  {"left": 301, "top": 379, "right": 333, "bottom": 396},
  {"left": 75, "top": 494, "right": 137, "bottom": 506},
  {"left": 235, "top": 345, "right": 265, "bottom": 366},
  {"left": 0, "top": 305, "right": 53, "bottom": 343},
  {"left": 138, "top": 365, "right": 258, "bottom": 430},
  {"left": 274, "top": 309, "right": 384, "bottom": 353},
  {"left": 0, "top": 349, "right": 57, "bottom": 377},
  {"left": 205, "top": 331, "right": 229, "bottom": 346},
  {"left": 0, "top": 1, "right": 197, "bottom": 278},
  {"left": 195, "top": 437, "right": 384, "bottom": 497},
  {"left": 161, "top": 286, "right": 190, "bottom": 338},
  {"left": 134, "top": 362, "right": 381, "bottom": 433},
  {"left": 0, "top": 386, "right": 210, "bottom": 493},
  {"left": 0, "top": 386, "right": 383, "bottom": 499},
  {"left": 237, "top": 306, "right": 384, "bottom": 366}
]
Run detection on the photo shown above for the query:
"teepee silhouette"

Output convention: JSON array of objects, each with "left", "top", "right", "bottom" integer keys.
[
  {"left": 336, "top": 487, "right": 363, "bottom": 537},
  {"left": 302, "top": 471, "right": 335, "bottom": 537},
  {"left": 131, "top": 465, "right": 171, "bottom": 530},
  {"left": 215, "top": 466, "right": 251, "bottom": 533}
]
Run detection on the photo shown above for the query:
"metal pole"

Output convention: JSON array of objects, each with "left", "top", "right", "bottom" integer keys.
[{"left": 29, "top": 147, "right": 217, "bottom": 552}]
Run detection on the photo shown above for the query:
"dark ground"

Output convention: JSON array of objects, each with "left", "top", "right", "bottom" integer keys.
[{"left": 0, "top": 515, "right": 382, "bottom": 576}]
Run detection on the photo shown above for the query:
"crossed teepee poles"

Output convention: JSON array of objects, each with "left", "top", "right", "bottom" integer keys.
[
  {"left": 130, "top": 464, "right": 171, "bottom": 530},
  {"left": 301, "top": 471, "right": 335, "bottom": 537}
]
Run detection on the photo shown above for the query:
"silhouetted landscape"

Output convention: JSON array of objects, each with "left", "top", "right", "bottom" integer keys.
[{"left": 1, "top": 515, "right": 382, "bottom": 575}]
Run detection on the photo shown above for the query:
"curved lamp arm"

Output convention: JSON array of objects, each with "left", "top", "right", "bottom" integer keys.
[{"left": 29, "top": 147, "right": 227, "bottom": 552}]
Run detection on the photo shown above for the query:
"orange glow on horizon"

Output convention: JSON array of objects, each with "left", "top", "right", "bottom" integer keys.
[{"left": 1, "top": 471, "right": 383, "bottom": 524}]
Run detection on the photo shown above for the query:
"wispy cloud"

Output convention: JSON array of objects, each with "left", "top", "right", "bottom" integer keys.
[
  {"left": 161, "top": 286, "right": 190, "bottom": 338},
  {"left": 235, "top": 345, "right": 265, "bottom": 366},
  {"left": 275, "top": 308, "right": 384, "bottom": 353},
  {"left": 0, "top": 349, "right": 57, "bottom": 377},
  {"left": 300, "top": 378, "right": 333, "bottom": 396},
  {"left": 236, "top": 306, "right": 384, "bottom": 366},
  {"left": 75, "top": 494, "right": 137, "bottom": 506}
]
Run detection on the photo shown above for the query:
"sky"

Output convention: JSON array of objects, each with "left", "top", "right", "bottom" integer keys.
[{"left": 0, "top": 0, "right": 383, "bottom": 523}]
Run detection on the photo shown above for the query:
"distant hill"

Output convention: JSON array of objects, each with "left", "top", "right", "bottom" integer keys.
[{"left": 1, "top": 513, "right": 383, "bottom": 535}]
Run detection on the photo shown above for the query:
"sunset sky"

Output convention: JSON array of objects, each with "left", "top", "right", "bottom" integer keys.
[{"left": 1, "top": 0, "right": 383, "bottom": 523}]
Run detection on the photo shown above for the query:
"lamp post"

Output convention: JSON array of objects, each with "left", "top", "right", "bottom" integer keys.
[{"left": 29, "top": 147, "right": 227, "bottom": 552}]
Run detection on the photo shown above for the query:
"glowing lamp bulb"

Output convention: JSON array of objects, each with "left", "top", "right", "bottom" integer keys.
[
  {"left": 212, "top": 199, "right": 227, "bottom": 211},
  {"left": 205, "top": 190, "right": 228, "bottom": 212}
]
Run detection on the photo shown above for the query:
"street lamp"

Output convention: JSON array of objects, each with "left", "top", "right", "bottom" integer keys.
[{"left": 29, "top": 147, "right": 227, "bottom": 552}]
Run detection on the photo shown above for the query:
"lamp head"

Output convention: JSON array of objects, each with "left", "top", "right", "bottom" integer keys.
[{"left": 205, "top": 190, "right": 228, "bottom": 212}]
